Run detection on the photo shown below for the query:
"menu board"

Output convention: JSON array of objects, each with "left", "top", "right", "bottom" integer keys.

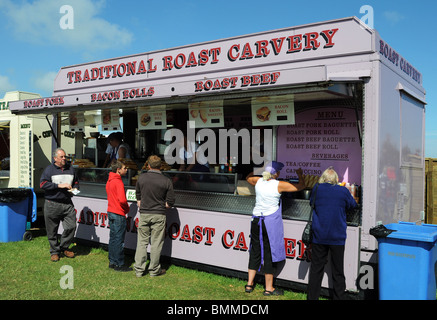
[
  {"left": 251, "top": 94, "right": 295, "bottom": 126},
  {"left": 69, "top": 111, "right": 85, "bottom": 132},
  {"left": 18, "top": 122, "right": 32, "bottom": 187},
  {"left": 188, "top": 100, "right": 224, "bottom": 128},
  {"left": 101, "top": 109, "right": 120, "bottom": 131},
  {"left": 137, "top": 105, "right": 167, "bottom": 130},
  {"left": 276, "top": 107, "right": 362, "bottom": 184}
]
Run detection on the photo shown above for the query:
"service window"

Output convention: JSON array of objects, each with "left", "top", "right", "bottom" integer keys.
[{"left": 400, "top": 92, "right": 425, "bottom": 168}]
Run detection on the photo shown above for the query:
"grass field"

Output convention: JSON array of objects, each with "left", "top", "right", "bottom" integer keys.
[{"left": 0, "top": 230, "right": 308, "bottom": 301}]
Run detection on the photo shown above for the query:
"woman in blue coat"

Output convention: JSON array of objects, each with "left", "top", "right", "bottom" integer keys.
[{"left": 307, "top": 167, "right": 357, "bottom": 300}]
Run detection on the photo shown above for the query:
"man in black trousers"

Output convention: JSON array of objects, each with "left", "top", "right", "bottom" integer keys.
[{"left": 40, "top": 148, "right": 79, "bottom": 262}]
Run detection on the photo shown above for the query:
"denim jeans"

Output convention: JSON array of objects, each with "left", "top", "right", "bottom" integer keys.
[{"left": 108, "top": 212, "right": 127, "bottom": 267}]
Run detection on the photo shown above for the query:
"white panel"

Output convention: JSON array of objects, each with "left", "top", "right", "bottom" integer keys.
[{"left": 68, "top": 196, "right": 360, "bottom": 291}]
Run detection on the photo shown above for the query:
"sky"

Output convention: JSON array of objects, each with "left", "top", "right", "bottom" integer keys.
[{"left": 0, "top": 0, "right": 436, "bottom": 156}]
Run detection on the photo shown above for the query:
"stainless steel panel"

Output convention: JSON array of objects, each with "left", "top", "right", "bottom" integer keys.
[{"left": 75, "top": 184, "right": 361, "bottom": 225}]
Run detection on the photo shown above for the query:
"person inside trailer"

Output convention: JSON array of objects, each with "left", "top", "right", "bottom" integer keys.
[
  {"left": 178, "top": 136, "right": 209, "bottom": 173},
  {"left": 103, "top": 132, "right": 131, "bottom": 168}
]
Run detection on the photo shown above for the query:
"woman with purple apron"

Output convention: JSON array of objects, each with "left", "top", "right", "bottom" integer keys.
[{"left": 245, "top": 161, "right": 304, "bottom": 296}]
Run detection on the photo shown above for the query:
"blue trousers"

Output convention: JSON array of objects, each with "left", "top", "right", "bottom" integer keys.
[{"left": 108, "top": 212, "right": 127, "bottom": 267}]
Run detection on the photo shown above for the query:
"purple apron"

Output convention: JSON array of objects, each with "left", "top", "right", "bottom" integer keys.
[{"left": 253, "top": 200, "right": 285, "bottom": 269}]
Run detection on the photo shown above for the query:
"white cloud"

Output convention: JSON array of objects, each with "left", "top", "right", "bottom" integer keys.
[
  {"left": 383, "top": 11, "right": 405, "bottom": 25},
  {"left": 31, "top": 71, "right": 58, "bottom": 96},
  {"left": 0, "top": 0, "right": 133, "bottom": 54},
  {"left": 0, "top": 75, "right": 15, "bottom": 98},
  {"left": 426, "top": 131, "right": 437, "bottom": 137}
]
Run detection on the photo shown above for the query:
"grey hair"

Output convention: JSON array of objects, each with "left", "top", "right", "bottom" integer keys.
[
  {"left": 53, "top": 148, "right": 66, "bottom": 158},
  {"left": 318, "top": 167, "right": 338, "bottom": 185},
  {"left": 262, "top": 171, "right": 273, "bottom": 181}
]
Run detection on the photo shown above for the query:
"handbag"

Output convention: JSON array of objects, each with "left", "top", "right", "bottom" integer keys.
[{"left": 302, "top": 183, "right": 318, "bottom": 246}]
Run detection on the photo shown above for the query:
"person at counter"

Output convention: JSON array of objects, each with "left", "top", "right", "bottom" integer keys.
[
  {"left": 106, "top": 159, "right": 131, "bottom": 272},
  {"left": 134, "top": 155, "right": 175, "bottom": 277},
  {"left": 307, "top": 167, "right": 357, "bottom": 300},
  {"left": 178, "top": 137, "right": 209, "bottom": 172},
  {"left": 245, "top": 161, "right": 304, "bottom": 296},
  {"left": 103, "top": 132, "right": 131, "bottom": 168},
  {"left": 40, "top": 148, "right": 79, "bottom": 262}
]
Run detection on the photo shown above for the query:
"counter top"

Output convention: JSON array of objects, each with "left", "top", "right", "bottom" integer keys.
[{"left": 75, "top": 182, "right": 361, "bottom": 225}]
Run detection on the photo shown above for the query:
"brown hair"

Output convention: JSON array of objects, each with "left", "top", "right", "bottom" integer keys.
[
  {"left": 147, "top": 155, "right": 161, "bottom": 170},
  {"left": 111, "top": 159, "right": 126, "bottom": 173}
]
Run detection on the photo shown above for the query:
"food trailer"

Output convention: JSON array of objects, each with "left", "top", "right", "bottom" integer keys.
[
  {"left": 1, "top": 91, "right": 101, "bottom": 212},
  {"left": 9, "top": 17, "right": 426, "bottom": 297},
  {"left": 0, "top": 91, "right": 49, "bottom": 191}
]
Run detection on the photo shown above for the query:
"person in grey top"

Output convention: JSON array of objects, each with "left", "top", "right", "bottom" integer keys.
[{"left": 134, "top": 155, "right": 175, "bottom": 277}]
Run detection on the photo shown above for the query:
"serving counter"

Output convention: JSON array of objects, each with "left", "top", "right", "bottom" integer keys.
[
  {"left": 71, "top": 167, "right": 361, "bottom": 293},
  {"left": 75, "top": 168, "right": 361, "bottom": 225},
  {"left": 75, "top": 167, "right": 137, "bottom": 185}
]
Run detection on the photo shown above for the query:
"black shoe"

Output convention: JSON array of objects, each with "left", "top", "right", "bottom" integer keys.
[
  {"left": 245, "top": 284, "right": 255, "bottom": 293},
  {"left": 109, "top": 263, "right": 116, "bottom": 269},
  {"left": 263, "top": 288, "right": 284, "bottom": 296},
  {"left": 114, "top": 265, "right": 133, "bottom": 272}
]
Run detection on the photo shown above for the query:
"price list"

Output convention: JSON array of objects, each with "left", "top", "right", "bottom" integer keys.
[
  {"left": 277, "top": 107, "right": 362, "bottom": 184},
  {"left": 19, "top": 123, "right": 32, "bottom": 187}
]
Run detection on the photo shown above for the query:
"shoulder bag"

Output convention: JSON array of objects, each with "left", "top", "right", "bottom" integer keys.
[{"left": 302, "top": 183, "right": 318, "bottom": 246}]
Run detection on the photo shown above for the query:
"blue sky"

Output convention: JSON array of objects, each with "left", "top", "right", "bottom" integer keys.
[{"left": 1, "top": 0, "right": 436, "bottom": 156}]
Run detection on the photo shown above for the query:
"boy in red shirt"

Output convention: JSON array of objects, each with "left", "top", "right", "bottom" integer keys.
[{"left": 106, "top": 160, "right": 131, "bottom": 271}]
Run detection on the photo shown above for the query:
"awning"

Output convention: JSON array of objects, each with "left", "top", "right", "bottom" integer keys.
[
  {"left": 8, "top": 79, "right": 358, "bottom": 116},
  {"left": 0, "top": 120, "right": 10, "bottom": 128}
]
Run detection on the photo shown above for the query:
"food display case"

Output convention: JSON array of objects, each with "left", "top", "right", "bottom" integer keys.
[
  {"left": 75, "top": 167, "right": 137, "bottom": 198},
  {"left": 162, "top": 171, "right": 237, "bottom": 194}
]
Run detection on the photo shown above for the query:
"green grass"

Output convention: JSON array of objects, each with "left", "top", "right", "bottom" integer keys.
[{"left": 0, "top": 230, "right": 307, "bottom": 300}]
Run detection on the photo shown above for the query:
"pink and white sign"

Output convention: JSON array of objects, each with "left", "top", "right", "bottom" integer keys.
[
  {"left": 277, "top": 107, "right": 362, "bottom": 184},
  {"left": 137, "top": 105, "right": 167, "bottom": 130},
  {"left": 188, "top": 100, "right": 224, "bottom": 128},
  {"left": 101, "top": 109, "right": 120, "bottom": 131},
  {"left": 251, "top": 94, "right": 295, "bottom": 126},
  {"left": 66, "top": 195, "right": 360, "bottom": 291}
]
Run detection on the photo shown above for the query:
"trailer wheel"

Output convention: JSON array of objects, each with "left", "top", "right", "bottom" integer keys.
[{"left": 23, "top": 231, "right": 33, "bottom": 241}]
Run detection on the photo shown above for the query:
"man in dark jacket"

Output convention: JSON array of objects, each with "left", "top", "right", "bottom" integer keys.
[
  {"left": 40, "top": 148, "right": 79, "bottom": 262},
  {"left": 134, "top": 155, "right": 175, "bottom": 277}
]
